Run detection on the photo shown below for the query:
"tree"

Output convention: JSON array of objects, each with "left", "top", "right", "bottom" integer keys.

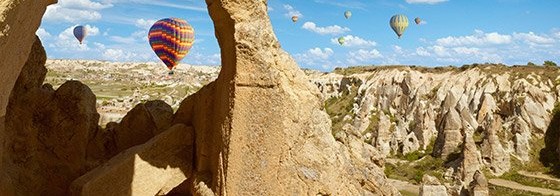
[
  {"left": 544, "top": 61, "right": 557, "bottom": 67},
  {"left": 527, "top": 62, "right": 536, "bottom": 67}
]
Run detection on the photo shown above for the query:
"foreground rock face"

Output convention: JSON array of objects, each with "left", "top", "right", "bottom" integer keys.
[
  {"left": 2, "top": 37, "right": 101, "bottom": 195},
  {"left": 312, "top": 65, "right": 560, "bottom": 177},
  {"left": 70, "top": 124, "right": 194, "bottom": 196},
  {"left": 0, "top": 0, "right": 56, "bottom": 117},
  {"left": 171, "top": 0, "right": 398, "bottom": 195}
]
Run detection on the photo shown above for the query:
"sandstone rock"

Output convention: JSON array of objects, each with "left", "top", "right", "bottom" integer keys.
[
  {"left": 458, "top": 129, "right": 482, "bottom": 186},
  {"left": 112, "top": 100, "right": 173, "bottom": 154},
  {"left": 0, "top": 0, "right": 57, "bottom": 117},
  {"left": 480, "top": 115, "right": 510, "bottom": 176},
  {"left": 3, "top": 36, "right": 100, "bottom": 195},
  {"left": 468, "top": 170, "right": 489, "bottom": 196},
  {"left": 433, "top": 109, "right": 463, "bottom": 158},
  {"left": 171, "top": 0, "right": 399, "bottom": 195},
  {"left": 70, "top": 124, "right": 194, "bottom": 196},
  {"left": 420, "top": 184, "right": 448, "bottom": 196}
]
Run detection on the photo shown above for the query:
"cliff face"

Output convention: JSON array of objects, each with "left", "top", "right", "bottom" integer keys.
[
  {"left": 171, "top": 0, "right": 398, "bottom": 195},
  {"left": 312, "top": 65, "right": 560, "bottom": 177}
]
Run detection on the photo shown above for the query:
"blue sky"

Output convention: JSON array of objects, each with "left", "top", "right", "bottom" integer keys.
[{"left": 38, "top": 0, "right": 560, "bottom": 71}]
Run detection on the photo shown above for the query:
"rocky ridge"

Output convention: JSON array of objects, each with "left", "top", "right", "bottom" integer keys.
[{"left": 312, "top": 65, "right": 560, "bottom": 192}]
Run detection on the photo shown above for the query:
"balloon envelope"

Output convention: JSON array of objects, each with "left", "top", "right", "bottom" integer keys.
[
  {"left": 338, "top": 37, "right": 345, "bottom": 45},
  {"left": 73, "top": 26, "right": 87, "bottom": 44},
  {"left": 344, "top": 11, "right": 352, "bottom": 19},
  {"left": 415, "top": 17, "right": 422, "bottom": 25},
  {"left": 292, "top": 16, "right": 299, "bottom": 23},
  {"left": 390, "top": 14, "right": 409, "bottom": 39},
  {"left": 148, "top": 18, "right": 195, "bottom": 71}
]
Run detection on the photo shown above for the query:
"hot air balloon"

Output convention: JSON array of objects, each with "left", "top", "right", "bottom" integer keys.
[
  {"left": 73, "top": 25, "right": 87, "bottom": 44},
  {"left": 148, "top": 18, "right": 195, "bottom": 75},
  {"left": 390, "top": 14, "right": 409, "bottom": 39},
  {"left": 415, "top": 17, "right": 422, "bottom": 25},
  {"left": 344, "top": 11, "right": 352, "bottom": 19},
  {"left": 338, "top": 37, "right": 345, "bottom": 45},
  {"left": 292, "top": 16, "right": 299, "bottom": 23}
]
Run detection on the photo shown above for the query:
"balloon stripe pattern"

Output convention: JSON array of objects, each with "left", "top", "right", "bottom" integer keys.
[
  {"left": 148, "top": 18, "right": 194, "bottom": 70},
  {"left": 390, "top": 14, "right": 409, "bottom": 38},
  {"left": 73, "top": 26, "right": 87, "bottom": 44}
]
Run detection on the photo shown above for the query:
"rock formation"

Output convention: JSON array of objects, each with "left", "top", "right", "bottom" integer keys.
[
  {"left": 2, "top": 36, "right": 100, "bottom": 195},
  {"left": 312, "top": 65, "right": 560, "bottom": 178},
  {"left": 170, "top": 0, "right": 398, "bottom": 195},
  {"left": 419, "top": 174, "right": 448, "bottom": 196},
  {"left": 468, "top": 170, "right": 489, "bottom": 196}
]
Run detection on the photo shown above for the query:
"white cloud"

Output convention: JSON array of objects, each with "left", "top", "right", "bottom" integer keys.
[
  {"left": 393, "top": 45, "right": 403, "bottom": 54},
  {"left": 36, "top": 28, "right": 52, "bottom": 40},
  {"left": 58, "top": 0, "right": 113, "bottom": 9},
  {"left": 405, "top": 0, "right": 448, "bottom": 4},
  {"left": 348, "top": 49, "right": 383, "bottom": 64},
  {"left": 302, "top": 22, "right": 350, "bottom": 35},
  {"left": 294, "top": 47, "right": 335, "bottom": 68},
  {"left": 44, "top": 0, "right": 112, "bottom": 23},
  {"left": 513, "top": 32, "right": 555, "bottom": 45},
  {"left": 436, "top": 30, "right": 512, "bottom": 47},
  {"left": 308, "top": 48, "right": 334, "bottom": 59},
  {"left": 415, "top": 47, "right": 431, "bottom": 56},
  {"left": 135, "top": 19, "right": 157, "bottom": 30},
  {"left": 283, "top": 4, "right": 302, "bottom": 18},
  {"left": 331, "top": 35, "right": 376, "bottom": 47}
]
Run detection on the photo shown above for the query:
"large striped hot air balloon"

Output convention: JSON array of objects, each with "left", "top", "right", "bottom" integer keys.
[
  {"left": 73, "top": 25, "right": 87, "bottom": 44},
  {"left": 148, "top": 18, "right": 195, "bottom": 74},
  {"left": 390, "top": 14, "right": 409, "bottom": 39}
]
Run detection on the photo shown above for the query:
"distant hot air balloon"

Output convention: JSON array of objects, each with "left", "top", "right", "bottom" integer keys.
[
  {"left": 292, "top": 16, "right": 299, "bottom": 23},
  {"left": 338, "top": 37, "right": 345, "bottom": 45},
  {"left": 148, "top": 18, "right": 195, "bottom": 75},
  {"left": 390, "top": 14, "right": 409, "bottom": 39},
  {"left": 415, "top": 17, "right": 422, "bottom": 25},
  {"left": 73, "top": 25, "right": 87, "bottom": 44},
  {"left": 344, "top": 11, "right": 352, "bottom": 19}
]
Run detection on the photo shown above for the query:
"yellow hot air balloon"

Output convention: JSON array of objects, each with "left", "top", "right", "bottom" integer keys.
[
  {"left": 390, "top": 14, "right": 409, "bottom": 39},
  {"left": 338, "top": 37, "right": 345, "bottom": 45}
]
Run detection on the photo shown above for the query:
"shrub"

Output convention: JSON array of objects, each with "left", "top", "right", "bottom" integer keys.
[
  {"left": 527, "top": 62, "right": 537, "bottom": 66},
  {"left": 544, "top": 61, "right": 557, "bottom": 67}
]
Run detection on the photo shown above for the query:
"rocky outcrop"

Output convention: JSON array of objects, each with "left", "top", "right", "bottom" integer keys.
[
  {"left": 458, "top": 129, "right": 482, "bottom": 187},
  {"left": 312, "top": 65, "right": 560, "bottom": 178},
  {"left": 468, "top": 170, "right": 489, "bottom": 196},
  {"left": 69, "top": 124, "right": 194, "bottom": 196},
  {"left": 0, "top": 0, "right": 56, "bottom": 117},
  {"left": 169, "top": 0, "right": 398, "bottom": 195},
  {"left": 2, "top": 36, "right": 100, "bottom": 195},
  {"left": 419, "top": 174, "right": 448, "bottom": 196}
]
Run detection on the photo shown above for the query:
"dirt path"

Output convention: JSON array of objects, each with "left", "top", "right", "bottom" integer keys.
[
  {"left": 489, "top": 179, "right": 560, "bottom": 195},
  {"left": 388, "top": 178, "right": 419, "bottom": 195},
  {"left": 519, "top": 171, "right": 560, "bottom": 183}
]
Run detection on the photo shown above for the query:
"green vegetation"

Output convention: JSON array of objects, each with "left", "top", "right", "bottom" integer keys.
[
  {"left": 385, "top": 155, "right": 446, "bottom": 184},
  {"left": 489, "top": 185, "right": 544, "bottom": 196},
  {"left": 325, "top": 85, "right": 358, "bottom": 135},
  {"left": 501, "top": 171, "right": 560, "bottom": 191},
  {"left": 544, "top": 61, "right": 558, "bottom": 67},
  {"left": 527, "top": 62, "right": 537, "bottom": 67},
  {"left": 399, "top": 190, "right": 417, "bottom": 196}
]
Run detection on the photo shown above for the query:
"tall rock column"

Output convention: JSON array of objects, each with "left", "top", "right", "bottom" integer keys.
[{"left": 174, "top": 0, "right": 399, "bottom": 195}]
